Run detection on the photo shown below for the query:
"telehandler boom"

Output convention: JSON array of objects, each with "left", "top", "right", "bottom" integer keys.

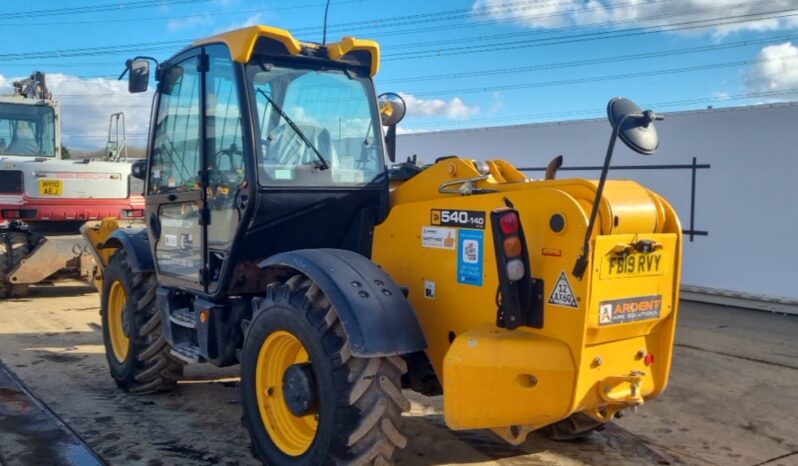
[{"left": 83, "top": 25, "right": 681, "bottom": 465}]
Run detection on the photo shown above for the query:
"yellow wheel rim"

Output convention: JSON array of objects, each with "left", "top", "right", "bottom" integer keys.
[
  {"left": 107, "top": 280, "right": 130, "bottom": 363},
  {"left": 256, "top": 330, "right": 318, "bottom": 456}
]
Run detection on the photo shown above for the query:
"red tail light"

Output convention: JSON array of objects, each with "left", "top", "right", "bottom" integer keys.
[
  {"left": 122, "top": 209, "right": 144, "bottom": 218},
  {"left": 499, "top": 212, "right": 519, "bottom": 234},
  {"left": 1, "top": 209, "right": 35, "bottom": 219},
  {"left": 644, "top": 353, "right": 655, "bottom": 366}
]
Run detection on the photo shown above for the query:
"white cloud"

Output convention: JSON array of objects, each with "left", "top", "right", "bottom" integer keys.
[
  {"left": 1, "top": 73, "right": 153, "bottom": 150},
  {"left": 472, "top": 0, "right": 798, "bottom": 37},
  {"left": 167, "top": 14, "right": 214, "bottom": 32},
  {"left": 399, "top": 93, "right": 480, "bottom": 119},
  {"left": 396, "top": 127, "right": 430, "bottom": 135},
  {"left": 744, "top": 42, "right": 798, "bottom": 97},
  {"left": 214, "top": 13, "right": 263, "bottom": 34}
]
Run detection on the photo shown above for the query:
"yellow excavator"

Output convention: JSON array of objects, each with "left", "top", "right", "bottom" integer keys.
[{"left": 82, "top": 24, "right": 681, "bottom": 465}]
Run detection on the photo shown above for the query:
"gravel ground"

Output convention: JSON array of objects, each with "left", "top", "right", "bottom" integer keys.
[{"left": 0, "top": 282, "right": 796, "bottom": 466}]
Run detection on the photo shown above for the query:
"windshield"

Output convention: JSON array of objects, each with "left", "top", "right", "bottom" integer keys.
[
  {"left": 251, "top": 64, "right": 385, "bottom": 186},
  {"left": 0, "top": 103, "right": 56, "bottom": 157}
]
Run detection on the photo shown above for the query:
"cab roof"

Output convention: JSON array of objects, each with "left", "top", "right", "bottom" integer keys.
[{"left": 193, "top": 25, "right": 380, "bottom": 77}]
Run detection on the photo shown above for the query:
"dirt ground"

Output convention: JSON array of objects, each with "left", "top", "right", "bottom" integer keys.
[{"left": 0, "top": 282, "right": 796, "bottom": 466}]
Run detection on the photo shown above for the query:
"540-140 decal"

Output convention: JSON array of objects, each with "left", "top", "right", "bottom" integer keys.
[{"left": 431, "top": 209, "right": 486, "bottom": 230}]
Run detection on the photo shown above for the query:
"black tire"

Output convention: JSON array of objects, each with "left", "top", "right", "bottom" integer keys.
[
  {"left": 101, "top": 249, "right": 184, "bottom": 393},
  {"left": 242, "top": 274, "right": 410, "bottom": 466},
  {"left": 0, "top": 231, "right": 30, "bottom": 299},
  {"left": 542, "top": 413, "right": 606, "bottom": 441}
]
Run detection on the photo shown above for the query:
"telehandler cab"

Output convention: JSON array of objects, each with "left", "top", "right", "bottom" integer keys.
[{"left": 83, "top": 25, "right": 682, "bottom": 465}]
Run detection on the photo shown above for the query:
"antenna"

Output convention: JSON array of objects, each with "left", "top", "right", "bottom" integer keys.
[{"left": 322, "top": 0, "right": 332, "bottom": 45}]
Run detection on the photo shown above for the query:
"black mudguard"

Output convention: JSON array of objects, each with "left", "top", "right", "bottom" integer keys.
[
  {"left": 102, "top": 227, "right": 154, "bottom": 273},
  {"left": 259, "top": 249, "right": 427, "bottom": 357}
]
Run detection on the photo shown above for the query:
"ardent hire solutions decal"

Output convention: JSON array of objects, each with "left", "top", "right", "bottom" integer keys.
[{"left": 599, "top": 295, "right": 663, "bottom": 325}]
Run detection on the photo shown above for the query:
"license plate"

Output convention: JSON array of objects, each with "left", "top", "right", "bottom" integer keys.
[
  {"left": 601, "top": 252, "right": 663, "bottom": 279},
  {"left": 39, "top": 179, "right": 63, "bottom": 196}
]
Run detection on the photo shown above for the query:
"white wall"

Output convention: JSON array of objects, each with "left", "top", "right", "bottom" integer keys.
[{"left": 399, "top": 102, "right": 798, "bottom": 313}]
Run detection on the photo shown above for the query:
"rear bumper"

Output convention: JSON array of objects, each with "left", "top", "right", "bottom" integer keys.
[
  {"left": 0, "top": 194, "right": 145, "bottom": 222},
  {"left": 442, "top": 325, "right": 673, "bottom": 433}
]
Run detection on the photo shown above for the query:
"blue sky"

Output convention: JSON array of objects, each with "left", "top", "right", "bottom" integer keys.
[{"left": 1, "top": 0, "right": 797, "bottom": 148}]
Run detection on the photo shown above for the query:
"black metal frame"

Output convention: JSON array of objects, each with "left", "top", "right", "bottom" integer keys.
[{"left": 519, "top": 157, "right": 710, "bottom": 242}]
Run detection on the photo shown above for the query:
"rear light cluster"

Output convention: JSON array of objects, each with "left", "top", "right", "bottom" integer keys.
[
  {"left": 498, "top": 212, "right": 525, "bottom": 281},
  {"left": 121, "top": 209, "right": 144, "bottom": 218},
  {"left": 491, "top": 207, "right": 542, "bottom": 330},
  {"left": 1, "top": 209, "right": 36, "bottom": 219}
]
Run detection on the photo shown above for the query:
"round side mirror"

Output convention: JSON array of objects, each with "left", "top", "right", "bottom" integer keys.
[
  {"left": 377, "top": 92, "right": 406, "bottom": 127},
  {"left": 607, "top": 97, "right": 659, "bottom": 155},
  {"left": 131, "top": 159, "right": 147, "bottom": 180}
]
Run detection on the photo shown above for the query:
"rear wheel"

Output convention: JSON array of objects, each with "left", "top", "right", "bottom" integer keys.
[
  {"left": 101, "top": 249, "right": 184, "bottom": 393},
  {"left": 242, "top": 274, "right": 410, "bottom": 465},
  {"left": 0, "top": 231, "right": 30, "bottom": 298},
  {"left": 542, "top": 413, "right": 606, "bottom": 441}
]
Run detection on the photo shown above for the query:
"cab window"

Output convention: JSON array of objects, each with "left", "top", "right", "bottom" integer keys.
[
  {"left": 252, "top": 65, "right": 385, "bottom": 187},
  {"left": 148, "top": 57, "right": 201, "bottom": 194}
]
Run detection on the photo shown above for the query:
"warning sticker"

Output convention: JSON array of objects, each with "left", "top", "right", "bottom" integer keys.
[
  {"left": 599, "top": 295, "right": 662, "bottom": 326},
  {"left": 421, "top": 226, "right": 456, "bottom": 250},
  {"left": 548, "top": 271, "right": 578, "bottom": 308},
  {"left": 424, "top": 280, "right": 436, "bottom": 299}
]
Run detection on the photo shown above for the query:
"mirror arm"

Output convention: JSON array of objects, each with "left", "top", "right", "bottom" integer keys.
[
  {"left": 572, "top": 113, "right": 633, "bottom": 280},
  {"left": 118, "top": 56, "right": 161, "bottom": 81},
  {"left": 385, "top": 125, "right": 397, "bottom": 163}
]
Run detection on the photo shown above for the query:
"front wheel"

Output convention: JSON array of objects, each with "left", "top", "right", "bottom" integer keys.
[
  {"left": 241, "top": 274, "right": 410, "bottom": 465},
  {"left": 101, "top": 249, "right": 184, "bottom": 393}
]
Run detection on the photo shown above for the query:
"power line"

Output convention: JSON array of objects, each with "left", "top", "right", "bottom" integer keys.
[
  {"left": 384, "top": 8, "right": 798, "bottom": 60},
  {"left": 0, "top": 0, "right": 213, "bottom": 20},
  {"left": 402, "top": 89, "right": 798, "bottom": 130},
  {"left": 380, "top": 33, "right": 798, "bottom": 84},
  {"left": 407, "top": 56, "right": 798, "bottom": 97},
  {"left": 3, "top": 5, "right": 788, "bottom": 65},
  {"left": 0, "top": 0, "right": 370, "bottom": 27},
  {"left": 386, "top": 0, "right": 776, "bottom": 51}
]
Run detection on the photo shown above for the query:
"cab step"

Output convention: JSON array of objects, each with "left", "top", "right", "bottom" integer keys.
[
  {"left": 170, "top": 343, "right": 203, "bottom": 364},
  {"left": 169, "top": 307, "right": 195, "bottom": 329}
]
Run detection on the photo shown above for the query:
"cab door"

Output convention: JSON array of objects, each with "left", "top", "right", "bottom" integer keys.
[{"left": 146, "top": 52, "right": 206, "bottom": 290}]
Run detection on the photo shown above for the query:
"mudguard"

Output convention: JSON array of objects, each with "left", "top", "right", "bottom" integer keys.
[
  {"left": 259, "top": 248, "right": 427, "bottom": 357},
  {"left": 101, "top": 227, "right": 154, "bottom": 273}
]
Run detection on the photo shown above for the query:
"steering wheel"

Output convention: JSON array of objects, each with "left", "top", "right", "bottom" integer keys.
[{"left": 209, "top": 144, "right": 244, "bottom": 202}]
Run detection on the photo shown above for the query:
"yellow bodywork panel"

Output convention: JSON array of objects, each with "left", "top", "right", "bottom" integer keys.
[
  {"left": 194, "top": 25, "right": 302, "bottom": 62},
  {"left": 193, "top": 25, "right": 381, "bottom": 76},
  {"left": 326, "top": 36, "right": 381, "bottom": 77},
  {"left": 80, "top": 218, "right": 122, "bottom": 293},
  {"left": 372, "top": 157, "right": 682, "bottom": 433}
]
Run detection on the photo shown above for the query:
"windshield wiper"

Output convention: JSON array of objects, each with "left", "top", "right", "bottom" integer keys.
[{"left": 257, "top": 88, "right": 329, "bottom": 170}]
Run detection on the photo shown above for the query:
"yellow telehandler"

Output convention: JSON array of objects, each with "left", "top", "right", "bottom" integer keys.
[{"left": 82, "top": 24, "right": 681, "bottom": 465}]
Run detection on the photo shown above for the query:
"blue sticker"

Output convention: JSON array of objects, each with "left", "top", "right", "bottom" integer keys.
[{"left": 457, "top": 229, "right": 484, "bottom": 286}]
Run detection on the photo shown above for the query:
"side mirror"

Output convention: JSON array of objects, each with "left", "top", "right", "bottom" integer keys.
[
  {"left": 127, "top": 58, "right": 150, "bottom": 94},
  {"left": 378, "top": 93, "right": 406, "bottom": 127},
  {"left": 572, "top": 97, "right": 664, "bottom": 280},
  {"left": 607, "top": 97, "right": 661, "bottom": 155},
  {"left": 131, "top": 159, "right": 147, "bottom": 180},
  {"left": 378, "top": 93, "right": 407, "bottom": 164}
]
